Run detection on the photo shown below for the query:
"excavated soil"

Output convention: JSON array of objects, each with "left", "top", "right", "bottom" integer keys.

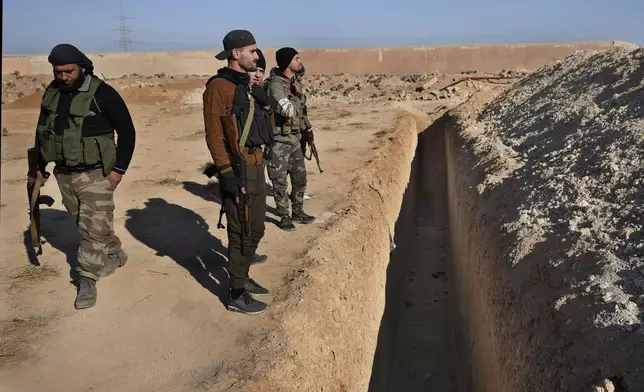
[{"left": 446, "top": 46, "right": 644, "bottom": 391}]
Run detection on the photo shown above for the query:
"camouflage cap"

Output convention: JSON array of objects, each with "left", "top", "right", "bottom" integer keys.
[{"left": 215, "top": 30, "right": 256, "bottom": 60}]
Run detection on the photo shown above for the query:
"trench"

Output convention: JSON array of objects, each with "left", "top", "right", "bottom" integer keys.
[
  {"left": 366, "top": 112, "right": 514, "bottom": 392},
  {"left": 368, "top": 116, "right": 455, "bottom": 391},
  {"left": 366, "top": 111, "right": 527, "bottom": 392},
  {"left": 230, "top": 109, "right": 640, "bottom": 391},
  {"left": 366, "top": 109, "right": 640, "bottom": 392}
]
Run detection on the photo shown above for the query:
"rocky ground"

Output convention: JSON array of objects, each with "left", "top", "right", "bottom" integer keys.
[{"left": 3, "top": 69, "right": 525, "bottom": 108}]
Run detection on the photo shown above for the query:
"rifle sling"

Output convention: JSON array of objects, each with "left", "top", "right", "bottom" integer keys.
[{"left": 238, "top": 95, "right": 255, "bottom": 151}]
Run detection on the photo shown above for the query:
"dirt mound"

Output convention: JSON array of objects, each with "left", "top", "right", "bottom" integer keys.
[
  {"left": 451, "top": 46, "right": 644, "bottom": 390},
  {"left": 301, "top": 71, "right": 523, "bottom": 104},
  {"left": 1, "top": 72, "right": 50, "bottom": 105}
]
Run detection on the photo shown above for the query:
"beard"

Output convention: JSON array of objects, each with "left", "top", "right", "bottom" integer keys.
[{"left": 56, "top": 72, "right": 86, "bottom": 92}]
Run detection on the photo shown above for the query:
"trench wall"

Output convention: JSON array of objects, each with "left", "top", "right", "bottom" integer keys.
[{"left": 2, "top": 41, "right": 624, "bottom": 77}]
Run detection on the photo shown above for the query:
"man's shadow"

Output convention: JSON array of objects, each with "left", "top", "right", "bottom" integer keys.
[
  {"left": 24, "top": 209, "right": 81, "bottom": 283},
  {"left": 124, "top": 197, "right": 229, "bottom": 306},
  {"left": 182, "top": 181, "right": 221, "bottom": 206},
  {"left": 183, "top": 180, "right": 281, "bottom": 227}
]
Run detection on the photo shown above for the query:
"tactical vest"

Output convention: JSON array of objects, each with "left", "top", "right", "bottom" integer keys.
[
  {"left": 231, "top": 83, "right": 273, "bottom": 148},
  {"left": 264, "top": 75, "right": 304, "bottom": 135},
  {"left": 36, "top": 76, "right": 117, "bottom": 175}
]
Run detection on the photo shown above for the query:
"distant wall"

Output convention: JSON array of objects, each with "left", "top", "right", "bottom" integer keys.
[{"left": 1, "top": 41, "right": 628, "bottom": 77}]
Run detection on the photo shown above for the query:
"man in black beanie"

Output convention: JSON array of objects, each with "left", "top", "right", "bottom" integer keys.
[
  {"left": 33, "top": 43, "right": 136, "bottom": 310},
  {"left": 264, "top": 48, "right": 315, "bottom": 231}
]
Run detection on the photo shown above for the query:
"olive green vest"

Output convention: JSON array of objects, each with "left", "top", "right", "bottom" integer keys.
[
  {"left": 265, "top": 75, "right": 304, "bottom": 136},
  {"left": 36, "top": 75, "right": 117, "bottom": 175}
]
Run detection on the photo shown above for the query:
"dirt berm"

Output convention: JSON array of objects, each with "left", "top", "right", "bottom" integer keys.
[{"left": 201, "top": 47, "right": 643, "bottom": 391}]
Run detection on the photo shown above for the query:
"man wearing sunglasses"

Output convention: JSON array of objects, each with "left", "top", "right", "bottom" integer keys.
[{"left": 33, "top": 43, "right": 136, "bottom": 310}]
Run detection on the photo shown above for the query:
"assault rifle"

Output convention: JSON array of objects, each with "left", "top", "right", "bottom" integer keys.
[
  {"left": 231, "top": 155, "right": 250, "bottom": 256},
  {"left": 27, "top": 147, "right": 54, "bottom": 264},
  {"left": 300, "top": 105, "right": 323, "bottom": 173},
  {"left": 210, "top": 108, "right": 254, "bottom": 257}
]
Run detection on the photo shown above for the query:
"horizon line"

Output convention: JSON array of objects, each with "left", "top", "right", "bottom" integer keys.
[{"left": 2, "top": 39, "right": 634, "bottom": 58}]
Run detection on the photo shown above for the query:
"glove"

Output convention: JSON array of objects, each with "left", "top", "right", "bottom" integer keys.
[
  {"left": 218, "top": 170, "right": 241, "bottom": 198},
  {"left": 291, "top": 81, "right": 304, "bottom": 99},
  {"left": 304, "top": 127, "right": 314, "bottom": 142},
  {"left": 250, "top": 84, "right": 269, "bottom": 107}
]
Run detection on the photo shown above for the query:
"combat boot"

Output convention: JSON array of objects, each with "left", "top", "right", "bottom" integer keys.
[
  {"left": 227, "top": 291, "right": 268, "bottom": 315},
  {"left": 245, "top": 277, "right": 269, "bottom": 295},
  {"left": 75, "top": 277, "right": 97, "bottom": 310},
  {"left": 292, "top": 211, "right": 316, "bottom": 224},
  {"left": 101, "top": 250, "right": 128, "bottom": 277},
  {"left": 277, "top": 216, "right": 296, "bottom": 231}
]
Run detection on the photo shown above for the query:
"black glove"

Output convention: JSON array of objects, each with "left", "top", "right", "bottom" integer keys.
[
  {"left": 218, "top": 170, "right": 241, "bottom": 198},
  {"left": 250, "top": 84, "right": 269, "bottom": 107}
]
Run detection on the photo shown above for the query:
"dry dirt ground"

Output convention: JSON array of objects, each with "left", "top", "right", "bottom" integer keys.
[
  {"left": 6, "top": 48, "right": 638, "bottom": 391},
  {"left": 0, "top": 73, "right": 487, "bottom": 391}
]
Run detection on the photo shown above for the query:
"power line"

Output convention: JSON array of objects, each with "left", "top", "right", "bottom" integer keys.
[{"left": 113, "top": 13, "right": 135, "bottom": 51}]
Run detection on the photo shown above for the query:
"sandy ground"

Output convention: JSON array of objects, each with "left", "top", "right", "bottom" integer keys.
[
  {"left": 4, "top": 46, "right": 641, "bottom": 391},
  {"left": 0, "top": 74, "right": 471, "bottom": 391}
]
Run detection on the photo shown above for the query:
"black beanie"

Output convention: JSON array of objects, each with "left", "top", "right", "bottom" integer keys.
[
  {"left": 276, "top": 47, "right": 298, "bottom": 71},
  {"left": 48, "top": 44, "right": 94, "bottom": 74},
  {"left": 256, "top": 48, "right": 266, "bottom": 70}
]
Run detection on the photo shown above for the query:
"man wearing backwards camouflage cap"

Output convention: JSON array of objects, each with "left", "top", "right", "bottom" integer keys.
[
  {"left": 264, "top": 47, "right": 316, "bottom": 231},
  {"left": 204, "top": 30, "right": 274, "bottom": 314}
]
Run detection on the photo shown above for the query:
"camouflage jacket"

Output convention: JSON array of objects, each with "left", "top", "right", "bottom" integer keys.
[{"left": 265, "top": 68, "right": 308, "bottom": 143}]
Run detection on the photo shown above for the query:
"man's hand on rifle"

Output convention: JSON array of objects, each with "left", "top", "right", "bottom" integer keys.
[
  {"left": 292, "top": 81, "right": 303, "bottom": 97},
  {"left": 219, "top": 170, "right": 241, "bottom": 200}
]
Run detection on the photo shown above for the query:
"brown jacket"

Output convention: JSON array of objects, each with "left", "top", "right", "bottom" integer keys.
[{"left": 202, "top": 69, "right": 262, "bottom": 177}]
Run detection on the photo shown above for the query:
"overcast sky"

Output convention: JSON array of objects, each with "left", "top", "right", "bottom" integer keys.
[{"left": 3, "top": 0, "right": 643, "bottom": 54}]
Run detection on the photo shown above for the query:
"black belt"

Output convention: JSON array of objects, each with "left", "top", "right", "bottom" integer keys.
[{"left": 55, "top": 163, "right": 102, "bottom": 174}]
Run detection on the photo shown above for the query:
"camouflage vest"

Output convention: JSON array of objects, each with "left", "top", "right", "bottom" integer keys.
[
  {"left": 264, "top": 75, "right": 304, "bottom": 135},
  {"left": 37, "top": 75, "right": 117, "bottom": 174}
]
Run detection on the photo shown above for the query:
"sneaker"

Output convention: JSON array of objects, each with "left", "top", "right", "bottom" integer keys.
[
  {"left": 251, "top": 254, "right": 268, "bottom": 265},
  {"left": 227, "top": 291, "right": 268, "bottom": 315},
  {"left": 292, "top": 211, "right": 316, "bottom": 224},
  {"left": 245, "top": 277, "right": 269, "bottom": 295},
  {"left": 75, "top": 277, "right": 97, "bottom": 310},
  {"left": 277, "top": 216, "right": 296, "bottom": 231}
]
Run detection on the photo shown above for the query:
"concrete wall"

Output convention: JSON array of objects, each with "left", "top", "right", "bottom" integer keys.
[{"left": 2, "top": 41, "right": 625, "bottom": 78}]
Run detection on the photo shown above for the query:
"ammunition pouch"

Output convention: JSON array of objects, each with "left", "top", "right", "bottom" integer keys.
[{"left": 36, "top": 76, "right": 117, "bottom": 176}]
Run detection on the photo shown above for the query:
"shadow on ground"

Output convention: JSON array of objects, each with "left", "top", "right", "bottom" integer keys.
[
  {"left": 183, "top": 180, "right": 282, "bottom": 228},
  {"left": 24, "top": 208, "right": 80, "bottom": 283},
  {"left": 124, "top": 197, "right": 230, "bottom": 306}
]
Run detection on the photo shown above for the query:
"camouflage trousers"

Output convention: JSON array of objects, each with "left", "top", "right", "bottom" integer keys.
[
  {"left": 266, "top": 139, "right": 307, "bottom": 217},
  {"left": 54, "top": 168, "right": 127, "bottom": 281}
]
